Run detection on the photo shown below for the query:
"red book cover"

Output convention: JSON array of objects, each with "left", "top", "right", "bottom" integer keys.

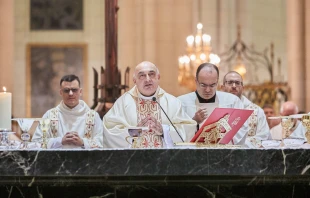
[{"left": 190, "top": 108, "right": 253, "bottom": 144}]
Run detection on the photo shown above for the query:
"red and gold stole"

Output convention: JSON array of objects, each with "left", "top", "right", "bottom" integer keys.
[{"left": 134, "top": 97, "right": 163, "bottom": 148}]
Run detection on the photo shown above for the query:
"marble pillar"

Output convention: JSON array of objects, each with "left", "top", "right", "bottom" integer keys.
[
  {"left": 286, "top": 0, "right": 305, "bottom": 110},
  {"left": 0, "top": 0, "right": 14, "bottom": 95},
  {"left": 305, "top": 0, "right": 310, "bottom": 111}
]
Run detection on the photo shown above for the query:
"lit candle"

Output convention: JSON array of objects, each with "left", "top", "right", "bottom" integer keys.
[
  {"left": 186, "top": 35, "right": 194, "bottom": 47},
  {"left": 0, "top": 87, "right": 12, "bottom": 130},
  {"left": 202, "top": 34, "right": 211, "bottom": 45}
]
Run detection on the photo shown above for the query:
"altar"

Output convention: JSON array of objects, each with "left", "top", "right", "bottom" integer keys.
[{"left": 1, "top": 147, "right": 310, "bottom": 198}]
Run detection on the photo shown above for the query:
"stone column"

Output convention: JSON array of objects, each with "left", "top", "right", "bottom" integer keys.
[
  {"left": 286, "top": 0, "right": 305, "bottom": 110},
  {"left": 305, "top": 0, "right": 310, "bottom": 111},
  {"left": 0, "top": 0, "right": 14, "bottom": 93}
]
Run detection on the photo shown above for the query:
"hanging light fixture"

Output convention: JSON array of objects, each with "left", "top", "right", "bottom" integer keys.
[
  {"left": 219, "top": 25, "right": 277, "bottom": 84},
  {"left": 178, "top": 23, "right": 220, "bottom": 91}
]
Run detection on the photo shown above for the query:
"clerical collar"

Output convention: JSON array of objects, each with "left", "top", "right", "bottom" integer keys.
[
  {"left": 137, "top": 90, "right": 156, "bottom": 100},
  {"left": 62, "top": 100, "right": 83, "bottom": 111},
  {"left": 195, "top": 91, "right": 216, "bottom": 103}
]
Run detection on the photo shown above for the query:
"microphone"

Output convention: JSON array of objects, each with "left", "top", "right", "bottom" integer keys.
[{"left": 152, "top": 97, "right": 184, "bottom": 142}]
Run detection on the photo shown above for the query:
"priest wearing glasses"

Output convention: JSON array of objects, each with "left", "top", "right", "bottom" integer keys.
[
  {"left": 32, "top": 74, "right": 103, "bottom": 149},
  {"left": 221, "top": 71, "right": 271, "bottom": 148},
  {"left": 178, "top": 63, "right": 248, "bottom": 145}
]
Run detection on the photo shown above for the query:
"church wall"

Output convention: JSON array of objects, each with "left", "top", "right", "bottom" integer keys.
[
  {"left": 246, "top": 0, "right": 287, "bottom": 83},
  {"left": 198, "top": 0, "right": 286, "bottom": 85},
  {"left": 13, "top": 0, "right": 105, "bottom": 117},
  {"left": 0, "top": 0, "right": 14, "bottom": 109},
  {"left": 118, "top": 0, "right": 195, "bottom": 96},
  {"left": 6, "top": 0, "right": 288, "bottom": 117}
]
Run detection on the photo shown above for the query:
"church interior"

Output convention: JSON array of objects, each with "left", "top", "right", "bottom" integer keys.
[
  {"left": 2, "top": 1, "right": 310, "bottom": 197},
  {"left": 1, "top": 0, "right": 308, "bottom": 119}
]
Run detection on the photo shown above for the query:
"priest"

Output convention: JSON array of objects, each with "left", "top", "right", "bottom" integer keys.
[
  {"left": 178, "top": 63, "right": 248, "bottom": 145},
  {"left": 32, "top": 75, "right": 103, "bottom": 149},
  {"left": 221, "top": 71, "right": 271, "bottom": 148},
  {"left": 102, "top": 61, "right": 197, "bottom": 148},
  {"left": 270, "top": 101, "right": 306, "bottom": 140}
]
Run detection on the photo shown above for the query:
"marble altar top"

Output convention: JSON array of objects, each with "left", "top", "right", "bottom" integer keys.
[{"left": 1, "top": 147, "right": 310, "bottom": 177}]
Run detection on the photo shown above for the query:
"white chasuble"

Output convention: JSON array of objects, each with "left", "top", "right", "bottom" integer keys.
[
  {"left": 195, "top": 97, "right": 219, "bottom": 129},
  {"left": 32, "top": 100, "right": 103, "bottom": 149},
  {"left": 241, "top": 96, "right": 271, "bottom": 148},
  {"left": 102, "top": 86, "right": 197, "bottom": 148}
]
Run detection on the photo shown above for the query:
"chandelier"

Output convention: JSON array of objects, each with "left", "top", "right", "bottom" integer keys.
[
  {"left": 219, "top": 25, "right": 277, "bottom": 84},
  {"left": 178, "top": 23, "right": 220, "bottom": 91}
]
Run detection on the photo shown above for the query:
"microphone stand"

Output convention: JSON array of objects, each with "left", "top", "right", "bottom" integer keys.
[{"left": 152, "top": 97, "right": 184, "bottom": 142}]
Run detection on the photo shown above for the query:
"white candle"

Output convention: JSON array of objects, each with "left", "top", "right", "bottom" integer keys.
[{"left": 0, "top": 87, "right": 12, "bottom": 130}]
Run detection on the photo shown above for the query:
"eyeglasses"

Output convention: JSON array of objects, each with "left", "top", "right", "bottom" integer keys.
[
  {"left": 197, "top": 80, "right": 218, "bottom": 89},
  {"left": 225, "top": 80, "right": 243, "bottom": 86},
  {"left": 137, "top": 71, "right": 157, "bottom": 80},
  {"left": 62, "top": 88, "right": 80, "bottom": 94}
]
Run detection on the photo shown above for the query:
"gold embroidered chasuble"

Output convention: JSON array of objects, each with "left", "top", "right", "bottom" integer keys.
[
  {"left": 102, "top": 86, "right": 197, "bottom": 148},
  {"left": 134, "top": 91, "right": 164, "bottom": 148},
  {"left": 32, "top": 100, "right": 103, "bottom": 149}
]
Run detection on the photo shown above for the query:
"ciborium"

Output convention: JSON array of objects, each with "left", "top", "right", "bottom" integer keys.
[
  {"left": 302, "top": 115, "right": 310, "bottom": 144},
  {"left": 12, "top": 118, "right": 35, "bottom": 149},
  {"left": 281, "top": 118, "right": 294, "bottom": 138}
]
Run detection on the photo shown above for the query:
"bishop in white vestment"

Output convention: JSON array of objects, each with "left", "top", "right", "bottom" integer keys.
[
  {"left": 32, "top": 75, "right": 103, "bottom": 149},
  {"left": 102, "top": 61, "right": 197, "bottom": 148}
]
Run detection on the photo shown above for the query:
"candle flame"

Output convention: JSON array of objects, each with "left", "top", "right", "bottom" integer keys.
[{"left": 3, "top": 87, "right": 6, "bottom": 92}]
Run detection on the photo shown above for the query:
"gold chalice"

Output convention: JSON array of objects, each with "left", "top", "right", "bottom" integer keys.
[
  {"left": 281, "top": 118, "right": 294, "bottom": 138},
  {"left": 301, "top": 115, "right": 310, "bottom": 144}
]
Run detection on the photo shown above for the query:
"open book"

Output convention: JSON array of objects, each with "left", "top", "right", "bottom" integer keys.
[{"left": 190, "top": 108, "right": 253, "bottom": 144}]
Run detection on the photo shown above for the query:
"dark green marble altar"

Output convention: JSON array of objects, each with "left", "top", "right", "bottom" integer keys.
[{"left": 1, "top": 148, "right": 310, "bottom": 197}]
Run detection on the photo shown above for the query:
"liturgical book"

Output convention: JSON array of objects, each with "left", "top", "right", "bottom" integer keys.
[{"left": 190, "top": 108, "right": 253, "bottom": 144}]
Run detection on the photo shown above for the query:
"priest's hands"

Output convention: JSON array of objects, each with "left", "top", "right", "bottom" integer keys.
[
  {"left": 193, "top": 108, "right": 208, "bottom": 124},
  {"left": 148, "top": 117, "right": 163, "bottom": 136},
  {"left": 137, "top": 116, "right": 163, "bottom": 136},
  {"left": 62, "top": 132, "right": 84, "bottom": 147}
]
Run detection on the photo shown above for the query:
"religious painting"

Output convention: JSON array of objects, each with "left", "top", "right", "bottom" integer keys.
[
  {"left": 30, "top": 0, "right": 83, "bottom": 30},
  {"left": 26, "top": 43, "right": 88, "bottom": 117}
]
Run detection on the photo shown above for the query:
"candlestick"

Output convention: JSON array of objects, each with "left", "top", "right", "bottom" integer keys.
[{"left": 0, "top": 87, "right": 12, "bottom": 130}]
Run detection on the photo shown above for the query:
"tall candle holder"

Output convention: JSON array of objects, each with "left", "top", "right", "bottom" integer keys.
[
  {"left": 302, "top": 115, "right": 310, "bottom": 144},
  {"left": 39, "top": 119, "right": 51, "bottom": 149}
]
